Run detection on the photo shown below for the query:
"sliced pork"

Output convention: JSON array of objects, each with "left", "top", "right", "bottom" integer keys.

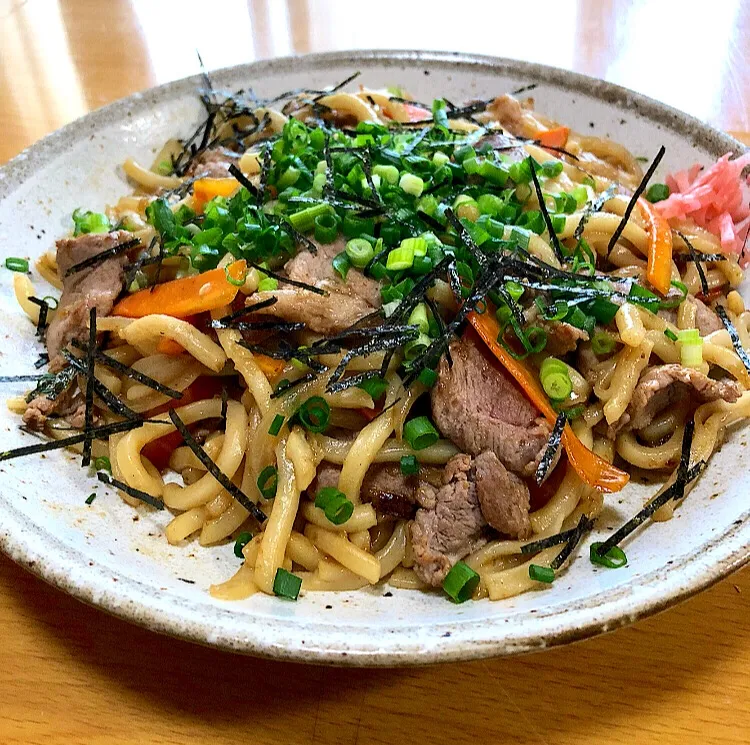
[
  {"left": 184, "top": 147, "right": 239, "bottom": 178},
  {"left": 431, "top": 336, "right": 551, "bottom": 478},
  {"left": 616, "top": 364, "right": 742, "bottom": 433},
  {"left": 256, "top": 238, "right": 381, "bottom": 333},
  {"left": 46, "top": 230, "right": 133, "bottom": 371}
]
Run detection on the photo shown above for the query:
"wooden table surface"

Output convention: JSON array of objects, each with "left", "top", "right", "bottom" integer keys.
[{"left": 1, "top": 1, "right": 749, "bottom": 743}]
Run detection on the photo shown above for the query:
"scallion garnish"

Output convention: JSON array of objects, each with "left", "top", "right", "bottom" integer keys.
[
  {"left": 273, "top": 567, "right": 302, "bottom": 600},
  {"left": 589, "top": 542, "right": 628, "bottom": 568},
  {"left": 268, "top": 414, "right": 285, "bottom": 436},
  {"left": 93, "top": 456, "right": 112, "bottom": 473},
  {"left": 257, "top": 465, "right": 278, "bottom": 499},
  {"left": 403, "top": 416, "right": 440, "bottom": 450},
  {"left": 645, "top": 183, "right": 670, "bottom": 203},
  {"left": 233, "top": 531, "right": 254, "bottom": 559},
  {"left": 417, "top": 367, "right": 438, "bottom": 388},
  {"left": 345, "top": 238, "right": 375, "bottom": 268},
  {"left": 400, "top": 454, "right": 419, "bottom": 476},
  {"left": 5, "top": 257, "right": 29, "bottom": 273},
  {"left": 664, "top": 328, "right": 678, "bottom": 342},
  {"left": 529, "top": 564, "right": 555, "bottom": 583},
  {"left": 315, "top": 486, "right": 354, "bottom": 525},
  {"left": 85, "top": 493, "right": 97, "bottom": 505},
  {"left": 297, "top": 396, "right": 330, "bottom": 433},
  {"left": 540, "top": 358, "right": 572, "bottom": 401},
  {"left": 442, "top": 561, "right": 480, "bottom": 603}
]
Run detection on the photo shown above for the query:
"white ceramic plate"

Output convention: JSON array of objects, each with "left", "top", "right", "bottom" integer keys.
[{"left": 0, "top": 51, "right": 748, "bottom": 666}]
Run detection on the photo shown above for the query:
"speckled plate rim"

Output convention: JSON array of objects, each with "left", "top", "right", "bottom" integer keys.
[{"left": 0, "top": 49, "right": 748, "bottom": 666}]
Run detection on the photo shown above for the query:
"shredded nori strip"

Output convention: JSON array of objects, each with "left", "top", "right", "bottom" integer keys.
[
  {"left": 324, "top": 369, "right": 382, "bottom": 395},
  {"left": 574, "top": 184, "right": 617, "bottom": 242},
  {"left": 312, "top": 71, "right": 360, "bottom": 101},
  {"left": 247, "top": 262, "right": 327, "bottom": 295},
  {"left": 511, "top": 83, "right": 538, "bottom": 95},
  {"left": 72, "top": 340, "right": 183, "bottom": 399},
  {"left": 168, "top": 409, "right": 267, "bottom": 523},
  {"left": 550, "top": 515, "right": 595, "bottom": 570},
  {"left": 96, "top": 471, "right": 164, "bottom": 510},
  {"left": 25, "top": 364, "right": 77, "bottom": 403},
  {"left": 266, "top": 213, "right": 320, "bottom": 255},
  {"left": 150, "top": 238, "right": 166, "bottom": 291},
  {"left": 212, "top": 297, "right": 278, "bottom": 327},
  {"left": 676, "top": 230, "right": 709, "bottom": 296},
  {"left": 270, "top": 373, "right": 317, "bottom": 399},
  {"left": 0, "top": 418, "right": 150, "bottom": 462},
  {"left": 61, "top": 350, "right": 139, "bottom": 420},
  {"left": 34, "top": 353, "right": 49, "bottom": 369},
  {"left": 227, "top": 163, "right": 261, "bottom": 200},
  {"left": 64, "top": 237, "right": 141, "bottom": 277},
  {"left": 520, "top": 520, "right": 592, "bottom": 555},
  {"left": 258, "top": 144, "right": 273, "bottom": 205},
  {"left": 535, "top": 412, "right": 566, "bottom": 486},
  {"left": 363, "top": 240, "right": 391, "bottom": 276},
  {"left": 220, "top": 385, "right": 228, "bottom": 424},
  {"left": 81, "top": 308, "right": 97, "bottom": 467},
  {"left": 211, "top": 319, "right": 304, "bottom": 332},
  {"left": 28, "top": 297, "right": 49, "bottom": 338},
  {"left": 443, "top": 209, "right": 489, "bottom": 269},
  {"left": 673, "top": 251, "right": 726, "bottom": 263},
  {"left": 716, "top": 304, "right": 750, "bottom": 375},
  {"left": 606, "top": 146, "right": 666, "bottom": 256},
  {"left": 527, "top": 156, "right": 565, "bottom": 262},
  {"left": 595, "top": 420, "right": 700, "bottom": 556},
  {"left": 0, "top": 374, "right": 47, "bottom": 383}
]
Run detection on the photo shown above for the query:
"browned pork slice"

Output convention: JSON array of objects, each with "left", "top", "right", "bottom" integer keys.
[
  {"left": 693, "top": 297, "right": 724, "bottom": 336},
  {"left": 411, "top": 454, "right": 487, "bottom": 586},
  {"left": 184, "top": 147, "right": 239, "bottom": 178},
  {"left": 255, "top": 237, "right": 381, "bottom": 333},
  {"left": 308, "top": 462, "right": 420, "bottom": 518},
  {"left": 431, "top": 337, "right": 551, "bottom": 478},
  {"left": 23, "top": 389, "right": 85, "bottom": 431},
  {"left": 473, "top": 450, "right": 531, "bottom": 538},
  {"left": 615, "top": 364, "right": 742, "bottom": 434},
  {"left": 485, "top": 95, "right": 537, "bottom": 139},
  {"left": 46, "top": 230, "right": 133, "bottom": 371},
  {"left": 525, "top": 304, "right": 589, "bottom": 355}
]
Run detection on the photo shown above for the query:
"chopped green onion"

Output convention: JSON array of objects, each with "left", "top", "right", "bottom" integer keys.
[
  {"left": 462, "top": 156, "right": 481, "bottom": 175},
  {"left": 400, "top": 237, "right": 427, "bottom": 257},
  {"left": 400, "top": 454, "right": 419, "bottom": 476},
  {"left": 540, "top": 358, "right": 572, "bottom": 401},
  {"left": 478, "top": 159, "right": 510, "bottom": 185},
  {"left": 404, "top": 332, "right": 431, "bottom": 360},
  {"left": 571, "top": 186, "right": 589, "bottom": 208},
  {"left": 476, "top": 193, "right": 504, "bottom": 216},
  {"left": 505, "top": 280, "right": 524, "bottom": 302},
  {"left": 403, "top": 416, "right": 439, "bottom": 450},
  {"left": 72, "top": 208, "right": 111, "bottom": 236},
  {"left": 85, "top": 493, "right": 97, "bottom": 505},
  {"left": 345, "top": 238, "right": 375, "bottom": 269},
  {"left": 432, "top": 151, "right": 450, "bottom": 167},
  {"left": 315, "top": 486, "right": 354, "bottom": 525},
  {"left": 678, "top": 329, "right": 703, "bottom": 367},
  {"left": 93, "top": 456, "right": 112, "bottom": 473},
  {"left": 399, "top": 173, "right": 424, "bottom": 197},
  {"left": 342, "top": 212, "right": 375, "bottom": 238},
  {"left": 418, "top": 367, "right": 438, "bottom": 388},
  {"left": 373, "top": 164, "right": 399, "bottom": 184},
  {"left": 257, "top": 465, "right": 278, "bottom": 499},
  {"left": 407, "top": 303, "right": 430, "bottom": 334},
  {"left": 288, "top": 203, "right": 332, "bottom": 232},
  {"left": 645, "top": 183, "right": 670, "bottom": 203},
  {"left": 386, "top": 244, "right": 415, "bottom": 271},
  {"left": 297, "top": 396, "right": 330, "bottom": 433},
  {"left": 357, "top": 375, "right": 388, "bottom": 400},
  {"left": 5, "top": 257, "right": 29, "bottom": 273},
  {"left": 257, "top": 277, "right": 278, "bottom": 292},
  {"left": 277, "top": 166, "right": 301, "bottom": 190},
  {"left": 541, "top": 160, "right": 564, "bottom": 178},
  {"left": 273, "top": 567, "right": 302, "bottom": 600},
  {"left": 453, "top": 145, "right": 476, "bottom": 164},
  {"left": 589, "top": 542, "right": 628, "bottom": 568},
  {"left": 332, "top": 251, "right": 351, "bottom": 280},
  {"left": 233, "top": 531, "right": 254, "bottom": 558},
  {"left": 268, "top": 414, "right": 285, "bottom": 436},
  {"left": 454, "top": 197, "right": 479, "bottom": 221},
  {"left": 529, "top": 564, "right": 555, "bottom": 583},
  {"left": 314, "top": 212, "right": 339, "bottom": 244},
  {"left": 442, "top": 561, "right": 480, "bottom": 603},
  {"left": 664, "top": 328, "right": 678, "bottom": 342},
  {"left": 591, "top": 331, "right": 617, "bottom": 355}
]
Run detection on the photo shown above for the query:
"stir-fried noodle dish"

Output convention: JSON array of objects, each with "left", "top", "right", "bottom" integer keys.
[{"left": 5, "top": 73, "right": 750, "bottom": 603}]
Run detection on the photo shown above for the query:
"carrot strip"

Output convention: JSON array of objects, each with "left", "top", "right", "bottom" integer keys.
[
  {"left": 253, "top": 353, "right": 285, "bottom": 380},
  {"left": 112, "top": 260, "right": 247, "bottom": 318},
  {"left": 536, "top": 126, "right": 570, "bottom": 149},
  {"left": 193, "top": 177, "right": 240, "bottom": 212},
  {"left": 468, "top": 310, "right": 630, "bottom": 493},
  {"left": 639, "top": 196, "right": 673, "bottom": 295},
  {"left": 156, "top": 338, "right": 185, "bottom": 355}
]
